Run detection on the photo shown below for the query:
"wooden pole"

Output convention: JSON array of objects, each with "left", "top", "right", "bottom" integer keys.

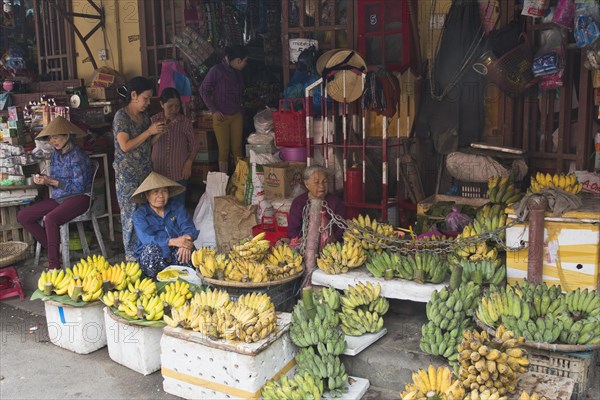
[{"left": 300, "top": 198, "right": 323, "bottom": 288}]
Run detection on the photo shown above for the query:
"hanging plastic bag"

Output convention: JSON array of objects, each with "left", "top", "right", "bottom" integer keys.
[
  {"left": 574, "top": 2, "right": 600, "bottom": 48},
  {"left": 552, "top": 0, "right": 575, "bottom": 29},
  {"left": 445, "top": 206, "right": 472, "bottom": 233}
]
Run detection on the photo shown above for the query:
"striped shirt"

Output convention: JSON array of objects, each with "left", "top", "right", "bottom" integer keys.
[{"left": 150, "top": 112, "right": 199, "bottom": 182}]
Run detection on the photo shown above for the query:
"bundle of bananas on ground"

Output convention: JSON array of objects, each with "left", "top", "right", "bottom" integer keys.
[
  {"left": 118, "top": 294, "right": 164, "bottom": 321},
  {"left": 343, "top": 214, "right": 398, "bottom": 252},
  {"left": 457, "top": 258, "right": 505, "bottom": 286},
  {"left": 400, "top": 364, "right": 465, "bottom": 400},
  {"left": 518, "top": 391, "right": 547, "bottom": 400},
  {"left": 296, "top": 347, "right": 349, "bottom": 396},
  {"left": 316, "top": 241, "right": 366, "bottom": 274},
  {"left": 487, "top": 176, "right": 523, "bottom": 205},
  {"left": 421, "top": 283, "right": 480, "bottom": 361},
  {"left": 458, "top": 326, "right": 528, "bottom": 396},
  {"left": 529, "top": 172, "right": 582, "bottom": 194},
  {"left": 191, "top": 246, "right": 217, "bottom": 269},
  {"left": 262, "top": 371, "right": 323, "bottom": 400},
  {"left": 365, "top": 251, "right": 412, "bottom": 280},
  {"left": 101, "top": 289, "right": 137, "bottom": 308},
  {"left": 338, "top": 282, "right": 389, "bottom": 336},
  {"left": 101, "top": 265, "right": 128, "bottom": 291},
  {"left": 37, "top": 268, "right": 73, "bottom": 296},
  {"left": 229, "top": 232, "right": 271, "bottom": 261},
  {"left": 265, "top": 242, "right": 303, "bottom": 280}
]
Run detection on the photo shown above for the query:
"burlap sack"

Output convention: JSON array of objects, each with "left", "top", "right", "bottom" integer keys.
[{"left": 213, "top": 196, "right": 258, "bottom": 253}]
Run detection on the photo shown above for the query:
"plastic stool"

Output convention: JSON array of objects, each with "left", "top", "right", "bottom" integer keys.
[{"left": 0, "top": 266, "right": 25, "bottom": 300}]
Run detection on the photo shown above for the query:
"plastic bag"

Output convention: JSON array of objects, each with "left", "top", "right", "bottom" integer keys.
[
  {"left": 574, "top": 2, "right": 600, "bottom": 48},
  {"left": 552, "top": 0, "right": 575, "bottom": 29},
  {"left": 193, "top": 172, "right": 228, "bottom": 249},
  {"left": 445, "top": 207, "right": 473, "bottom": 233},
  {"left": 253, "top": 107, "right": 274, "bottom": 135},
  {"left": 522, "top": 0, "right": 549, "bottom": 18}
]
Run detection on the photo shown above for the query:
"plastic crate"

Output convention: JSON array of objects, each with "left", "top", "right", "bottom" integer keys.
[
  {"left": 272, "top": 98, "right": 307, "bottom": 147},
  {"left": 205, "top": 276, "right": 301, "bottom": 313},
  {"left": 251, "top": 212, "right": 289, "bottom": 245},
  {"left": 527, "top": 348, "right": 597, "bottom": 400},
  {"left": 456, "top": 180, "right": 488, "bottom": 199}
]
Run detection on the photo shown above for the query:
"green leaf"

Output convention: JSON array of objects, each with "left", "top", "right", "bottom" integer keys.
[
  {"left": 109, "top": 308, "right": 166, "bottom": 327},
  {"left": 30, "top": 289, "right": 89, "bottom": 307}
]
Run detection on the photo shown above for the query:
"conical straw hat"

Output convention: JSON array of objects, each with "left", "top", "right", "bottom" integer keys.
[
  {"left": 36, "top": 116, "right": 87, "bottom": 139},
  {"left": 316, "top": 49, "right": 367, "bottom": 103},
  {"left": 131, "top": 172, "right": 185, "bottom": 203}
]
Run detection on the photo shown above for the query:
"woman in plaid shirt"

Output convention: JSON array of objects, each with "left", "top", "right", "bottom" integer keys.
[{"left": 150, "top": 87, "right": 199, "bottom": 204}]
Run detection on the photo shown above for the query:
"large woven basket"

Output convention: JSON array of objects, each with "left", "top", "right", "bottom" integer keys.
[{"left": 0, "top": 241, "right": 29, "bottom": 268}]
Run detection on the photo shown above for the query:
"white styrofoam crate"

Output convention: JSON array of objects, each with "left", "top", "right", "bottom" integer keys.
[
  {"left": 343, "top": 328, "right": 387, "bottom": 356},
  {"left": 44, "top": 300, "right": 107, "bottom": 354},
  {"left": 103, "top": 307, "right": 163, "bottom": 375},
  {"left": 161, "top": 313, "right": 295, "bottom": 400}
]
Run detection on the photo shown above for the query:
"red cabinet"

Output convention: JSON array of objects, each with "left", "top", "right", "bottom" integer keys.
[{"left": 357, "top": 0, "right": 411, "bottom": 72}]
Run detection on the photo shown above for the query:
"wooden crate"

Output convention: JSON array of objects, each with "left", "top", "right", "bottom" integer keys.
[{"left": 0, "top": 203, "right": 33, "bottom": 245}]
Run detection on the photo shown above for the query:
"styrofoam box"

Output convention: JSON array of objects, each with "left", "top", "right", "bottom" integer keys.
[
  {"left": 161, "top": 313, "right": 296, "bottom": 400},
  {"left": 44, "top": 300, "right": 107, "bottom": 354},
  {"left": 103, "top": 307, "right": 163, "bottom": 375}
]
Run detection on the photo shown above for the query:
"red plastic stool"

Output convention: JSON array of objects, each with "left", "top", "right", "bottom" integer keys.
[{"left": 0, "top": 266, "right": 25, "bottom": 300}]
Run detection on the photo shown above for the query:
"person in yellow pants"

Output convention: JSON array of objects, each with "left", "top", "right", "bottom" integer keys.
[{"left": 199, "top": 45, "right": 248, "bottom": 174}]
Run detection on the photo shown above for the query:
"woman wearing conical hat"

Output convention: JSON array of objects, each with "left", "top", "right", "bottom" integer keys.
[
  {"left": 17, "top": 116, "right": 93, "bottom": 269},
  {"left": 131, "top": 172, "right": 199, "bottom": 278}
]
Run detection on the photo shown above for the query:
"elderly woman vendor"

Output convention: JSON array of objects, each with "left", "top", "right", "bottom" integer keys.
[
  {"left": 287, "top": 165, "right": 346, "bottom": 243},
  {"left": 131, "top": 172, "right": 198, "bottom": 278}
]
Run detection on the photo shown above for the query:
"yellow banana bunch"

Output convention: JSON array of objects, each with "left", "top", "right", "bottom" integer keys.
[
  {"left": 191, "top": 287, "right": 231, "bottom": 310},
  {"left": 230, "top": 232, "right": 271, "bottom": 261},
  {"left": 101, "top": 265, "right": 128, "bottom": 291},
  {"left": 137, "top": 295, "right": 165, "bottom": 321},
  {"left": 101, "top": 289, "right": 138, "bottom": 308},
  {"left": 127, "top": 277, "right": 157, "bottom": 297},
  {"left": 67, "top": 278, "right": 83, "bottom": 301},
  {"left": 81, "top": 275, "right": 103, "bottom": 302},
  {"left": 118, "top": 299, "right": 141, "bottom": 319},
  {"left": 197, "top": 252, "right": 218, "bottom": 278},
  {"left": 316, "top": 241, "right": 366, "bottom": 274},
  {"left": 191, "top": 246, "right": 217, "bottom": 268},
  {"left": 530, "top": 172, "right": 581, "bottom": 194},
  {"left": 265, "top": 242, "right": 303, "bottom": 279},
  {"left": 518, "top": 391, "right": 547, "bottom": 400},
  {"left": 160, "top": 289, "right": 187, "bottom": 309},
  {"left": 118, "top": 261, "right": 142, "bottom": 283},
  {"left": 458, "top": 326, "right": 528, "bottom": 397},
  {"left": 163, "top": 280, "right": 193, "bottom": 299},
  {"left": 400, "top": 365, "right": 464, "bottom": 400},
  {"left": 37, "top": 268, "right": 74, "bottom": 296},
  {"left": 237, "top": 292, "right": 275, "bottom": 314},
  {"left": 343, "top": 214, "right": 398, "bottom": 252},
  {"left": 224, "top": 257, "right": 269, "bottom": 283},
  {"left": 71, "top": 259, "right": 98, "bottom": 280}
]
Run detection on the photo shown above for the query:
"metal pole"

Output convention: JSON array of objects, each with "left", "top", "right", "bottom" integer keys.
[
  {"left": 527, "top": 195, "right": 548, "bottom": 285},
  {"left": 300, "top": 199, "right": 324, "bottom": 289}
]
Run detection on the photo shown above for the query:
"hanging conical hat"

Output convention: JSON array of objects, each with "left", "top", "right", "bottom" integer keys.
[
  {"left": 316, "top": 49, "right": 340, "bottom": 76},
  {"left": 131, "top": 172, "right": 185, "bottom": 203},
  {"left": 316, "top": 49, "right": 367, "bottom": 103},
  {"left": 36, "top": 116, "right": 87, "bottom": 139}
]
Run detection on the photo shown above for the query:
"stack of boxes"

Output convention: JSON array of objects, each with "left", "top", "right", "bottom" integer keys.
[
  {"left": 1, "top": 106, "right": 26, "bottom": 145},
  {"left": 187, "top": 112, "right": 218, "bottom": 207}
]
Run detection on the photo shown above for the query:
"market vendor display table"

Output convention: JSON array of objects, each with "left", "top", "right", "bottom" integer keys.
[
  {"left": 311, "top": 267, "right": 447, "bottom": 303},
  {"left": 505, "top": 193, "right": 600, "bottom": 291},
  {"left": 0, "top": 185, "right": 39, "bottom": 245}
]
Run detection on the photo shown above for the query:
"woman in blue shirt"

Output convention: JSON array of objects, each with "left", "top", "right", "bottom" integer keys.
[
  {"left": 131, "top": 172, "right": 198, "bottom": 278},
  {"left": 17, "top": 116, "right": 93, "bottom": 269}
]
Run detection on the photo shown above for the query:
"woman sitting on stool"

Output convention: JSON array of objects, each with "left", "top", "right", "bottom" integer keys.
[
  {"left": 17, "top": 116, "right": 92, "bottom": 270},
  {"left": 131, "top": 172, "right": 198, "bottom": 278}
]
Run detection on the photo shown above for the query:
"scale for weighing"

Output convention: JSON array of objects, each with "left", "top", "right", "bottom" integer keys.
[{"left": 66, "top": 86, "right": 89, "bottom": 109}]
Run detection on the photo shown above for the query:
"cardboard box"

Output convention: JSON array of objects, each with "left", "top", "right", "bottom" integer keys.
[
  {"left": 91, "top": 67, "right": 118, "bottom": 88},
  {"left": 263, "top": 162, "right": 306, "bottom": 200},
  {"left": 190, "top": 162, "right": 218, "bottom": 185},
  {"left": 86, "top": 86, "right": 116, "bottom": 100},
  {"left": 574, "top": 171, "right": 600, "bottom": 195},
  {"left": 194, "top": 129, "right": 217, "bottom": 151}
]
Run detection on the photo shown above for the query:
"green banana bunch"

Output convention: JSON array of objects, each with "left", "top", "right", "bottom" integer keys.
[
  {"left": 366, "top": 251, "right": 411, "bottom": 280},
  {"left": 296, "top": 347, "right": 349, "bottom": 394},
  {"left": 457, "top": 258, "right": 506, "bottom": 286},
  {"left": 419, "top": 319, "right": 470, "bottom": 362},
  {"left": 315, "top": 287, "right": 340, "bottom": 311},
  {"left": 338, "top": 282, "right": 389, "bottom": 336},
  {"left": 487, "top": 175, "right": 524, "bottom": 205},
  {"left": 405, "top": 252, "right": 449, "bottom": 284}
]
